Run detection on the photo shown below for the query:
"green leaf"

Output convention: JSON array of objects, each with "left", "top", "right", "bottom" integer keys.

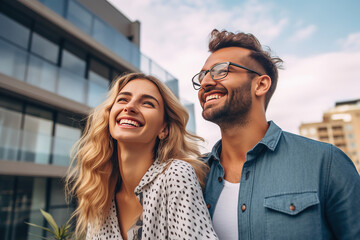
[
  {"left": 25, "top": 222, "right": 56, "bottom": 235},
  {"left": 40, "top": 209, "right": 59, "bottom": 234}
]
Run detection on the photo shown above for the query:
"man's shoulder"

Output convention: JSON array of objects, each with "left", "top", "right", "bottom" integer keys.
[{"left": 281, "top": 130, "right": 333, "bottom": 150}]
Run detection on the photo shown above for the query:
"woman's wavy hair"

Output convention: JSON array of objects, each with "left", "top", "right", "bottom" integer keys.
[{"left": 65, "top": 73, "right": 207, "bottom": 236}]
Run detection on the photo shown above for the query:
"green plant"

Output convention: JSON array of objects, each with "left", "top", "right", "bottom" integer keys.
[{"left": 25, "top": 209, "right": 74, "bottom": 240}]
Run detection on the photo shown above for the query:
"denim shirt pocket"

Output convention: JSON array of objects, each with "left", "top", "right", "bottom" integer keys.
[{"left": 264, "top": 191, "right": 321, "bottom": 240}]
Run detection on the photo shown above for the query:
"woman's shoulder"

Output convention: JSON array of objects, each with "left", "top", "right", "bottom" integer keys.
[{"left": 161, "top": 159, "right": 198, "bottom": 186}]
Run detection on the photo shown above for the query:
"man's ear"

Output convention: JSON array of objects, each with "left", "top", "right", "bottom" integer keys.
[{"left": 254, "top": 75, "right": 271, "bottom": 97}]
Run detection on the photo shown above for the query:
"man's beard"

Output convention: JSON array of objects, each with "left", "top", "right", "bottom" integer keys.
[{"left": 202, "top": 79, "right": 252, "bottom": 127}]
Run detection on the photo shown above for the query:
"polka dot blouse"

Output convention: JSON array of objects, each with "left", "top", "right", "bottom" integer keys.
[{"left": 87, "top": 159, "right": 218, "bottom": 239}]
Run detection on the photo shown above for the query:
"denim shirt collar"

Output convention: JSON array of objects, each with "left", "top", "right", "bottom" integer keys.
[{"left": 204, "top": 121, "right": 283, "bottom": 164}]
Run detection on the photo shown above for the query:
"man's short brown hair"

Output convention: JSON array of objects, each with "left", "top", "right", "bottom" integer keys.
[{"left": 208, "top": 29, "right": 283, "bottom": 110}]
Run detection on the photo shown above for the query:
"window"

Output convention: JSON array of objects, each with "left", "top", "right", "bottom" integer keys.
[
  {"left": 48, "top": 178, "right": 75, "bottom": 229},
  {"left": 27, "top": 54, "right": 58, "bottom": 92},
  {"left": 38, "top": 0, "right": 66, "bottom": 17},
  {"left": 88, "top": 59, "right": 110, "bottom": 107},
  {"left": 20, "top": 105, "right": 53, "bottom": 164},
  {"left": 0, "top": 38, "right": 27, "bottom": 81},
  {"left": 53, "top": 113, "right": 82, "bottom": 166},
  {"left": 0, "top": 95, "right": 22, "bottom": 161},
  {"left": 61, "top": 48, "right": 86, "bottom": 76},
  {"left": 59, "top": 46, "right": 87, "bottom": 103},
  {"left": 0, "top": 176, "right": 74, "bottom": 240},
  {"left": 318, "top": 127, "right": 327, "bottom": 132},
  {"left": 30, "top": 32, "right": 59, "bottom": 64},
  {"left": 0, "top": 12, "right": 30, "bottom": 49},
  {"left": 67, "top": 0, "right": 93, "bottom": 35}
]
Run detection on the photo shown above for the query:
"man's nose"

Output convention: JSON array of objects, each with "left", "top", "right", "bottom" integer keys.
[{"left": 200, "top": 72, "right": 217, "bottom": 89}]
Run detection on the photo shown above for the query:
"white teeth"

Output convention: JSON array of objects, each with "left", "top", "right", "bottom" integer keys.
[
  {"left": 119, "top": 119, "right": 140, "bottom": 127},
  {"left": 206, "top": 94, "right": 222, "bottom": 102}
]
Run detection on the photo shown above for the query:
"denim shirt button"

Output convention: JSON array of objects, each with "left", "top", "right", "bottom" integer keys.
[
  {"left": 241, "top": 204, "right": 246, "bottom": 212},
  {"left": 218, "top": 177, "right": 222, "bottom": 182},
  {"left": 289, "top": 203, "right": 296, "bottom": 211},
  {"left": 206, "top": 203, "right": 211, "bottom": 209}
]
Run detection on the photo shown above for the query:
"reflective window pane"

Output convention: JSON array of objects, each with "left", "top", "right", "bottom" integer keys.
[
  {"left": 0, "top": 38, "right": 27, "bottom": 81},
  {"left": 93, "top": 18, "right": 114, "bottom": 49},
  {"left": 11, "top": 177, "right": 35, "bottom": 240},
  {"left": 58, "top": 69, "right": 86, "bottom": 103},
  {"left": 62, "top": 49, "right": 86, "bottom": 77},
  {"left": 53, "top": 123, "right": 81, "bottom": 166},
  {"left": 0, "top": 13, "right": 30, "bottom": 49},
  {"left": 48, "top": 178, "right": 75, "bottom": 228},
  {"left": 0, "top": 96, "right": 22, "bottom": 161},
  {"left": 26, "top": 55, "right": 58, "bottom": 93},
  {"left": 27, "top": 178, "right": 47, "bottom": 240},
  {"left": 88, "top": 59, "right": 109, "bottom": 107},
  {"left": 31, "top": 32, "right": 59, "bottom": 64},
  {"left": 38, "top": 0, "right": 66, "bottom": 17},
  {"left": 21, "top": 105, "right": 53, "bottom": 164},
  {"left": 67, "top": 1, "right": 93, "bottom": 35},
  {"left": 0, "top": 176, "right": 15, "bottom": 240}
]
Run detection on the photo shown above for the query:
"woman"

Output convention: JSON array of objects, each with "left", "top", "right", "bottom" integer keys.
[{"left": 66, "top": 73, "right": 218, "bottom": 239}]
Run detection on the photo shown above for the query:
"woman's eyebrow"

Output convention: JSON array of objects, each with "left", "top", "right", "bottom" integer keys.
[
  {"left": 141, "top": 94, "right": 160, "bottom": 105},
  {"left": 118, "top": 92, "right": 160, "bottom": 105}
]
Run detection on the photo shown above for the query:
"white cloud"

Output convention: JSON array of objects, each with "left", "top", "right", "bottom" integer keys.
[
  {"left": 267, "top": 50, "right": 360, "bottom": 135},
  {"left": 289, "top": 24, "right": 317, "bottom": 42},
  {"left": 340, "top": 32, "right": 360, "bottom": 51},
  {"left": 106, "top": 0, "right": 360, "bottom": 153}
]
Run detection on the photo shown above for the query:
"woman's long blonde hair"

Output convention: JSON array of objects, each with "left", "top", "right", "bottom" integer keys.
[{"left": 65, "top": 73, "right": 208, "bottom": 236}]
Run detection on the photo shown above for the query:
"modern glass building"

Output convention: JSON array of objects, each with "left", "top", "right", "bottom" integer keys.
[{"left": 0, "top": 0, "right": 196, "bottom": 239}]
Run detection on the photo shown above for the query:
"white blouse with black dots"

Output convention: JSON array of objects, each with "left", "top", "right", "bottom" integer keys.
[{"left": 87, "top": 159, "right": 219, "bottom": 240}]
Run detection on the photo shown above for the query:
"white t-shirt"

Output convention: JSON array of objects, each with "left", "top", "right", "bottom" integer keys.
[{"left": 212, "top": 179, "right": 240, "bottom": 240}]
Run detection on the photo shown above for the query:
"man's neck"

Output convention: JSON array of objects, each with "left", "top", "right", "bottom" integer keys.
[{"left": 219, "top": 117, "right": 269, "bottom": 182}]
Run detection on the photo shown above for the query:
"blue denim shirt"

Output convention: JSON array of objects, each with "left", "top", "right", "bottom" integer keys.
[{"left": 203, "top": 121, "right": 360, "bottom": 239}]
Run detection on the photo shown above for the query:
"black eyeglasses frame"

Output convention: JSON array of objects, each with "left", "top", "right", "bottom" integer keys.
[{"left": 192, "top": 61, "right": 262, "bottom": 90}]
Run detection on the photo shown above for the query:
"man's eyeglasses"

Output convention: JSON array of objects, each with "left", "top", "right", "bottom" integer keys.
[{"left": 192, "top": 62, "right": 262, "bottom": 90}]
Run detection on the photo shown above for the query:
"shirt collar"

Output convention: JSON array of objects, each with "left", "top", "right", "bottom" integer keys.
[
  {"left": 134, "top": 158, "right": 169, "bottom": 195},
  {"left": 204, "top": 121, "right": 282, "bottom": 163}
]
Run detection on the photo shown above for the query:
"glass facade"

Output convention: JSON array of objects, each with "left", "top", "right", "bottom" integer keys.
[
  {"left": 38, "top": 0, "right": 176, "bottom": 83},
  {"left": 0, "top": 1, "right": 196, "bottom": 239},
  {"left": 0, "top": 176, "right": 75, "bottom": 240},
  {"left": 0, "top": 95, "right": 82, "bottom": 165}
]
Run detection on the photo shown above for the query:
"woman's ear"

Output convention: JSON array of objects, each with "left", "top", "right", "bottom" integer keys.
[
  {"left": 158, "top": 124, "right": 169, "bottom": 140},
  {"left": 255, "top": 75, "right": 271, "bottom": 97}
]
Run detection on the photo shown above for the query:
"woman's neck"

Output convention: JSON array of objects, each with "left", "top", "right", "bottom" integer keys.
[{"left": 117, "top": 143, "right": 154, "bottom": 195}]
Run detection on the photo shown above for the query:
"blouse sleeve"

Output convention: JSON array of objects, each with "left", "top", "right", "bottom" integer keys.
[{"left": 166, "top": 160, "right": 218, "bottom": 239}]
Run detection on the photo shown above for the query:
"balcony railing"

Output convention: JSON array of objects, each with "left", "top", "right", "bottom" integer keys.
[
  {"left": 0, "top": 38, "right": 108, "bottom": 108},
  {"left": 38, "top": 0, "right": 177, "bottom": 83}
]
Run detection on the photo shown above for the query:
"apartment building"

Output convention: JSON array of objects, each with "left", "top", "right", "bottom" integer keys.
[
  {"left": 0, "top": 0, "right": 195, "bottom": 239},
  {"left": 299, "top": 99, "right": 360, "bottom": 173}
]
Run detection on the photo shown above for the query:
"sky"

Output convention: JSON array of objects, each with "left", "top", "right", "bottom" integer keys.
[{"left": 108, "top": 0, "right": 360, "bottom": 152}]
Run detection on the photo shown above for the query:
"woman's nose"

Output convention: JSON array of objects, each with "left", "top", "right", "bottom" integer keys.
[{"left": 123, "top": 102, "right": 137, "bottom": 113}]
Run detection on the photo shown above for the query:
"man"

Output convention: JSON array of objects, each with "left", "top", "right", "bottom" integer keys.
[{"left": 192, "top": 29, "right": 360, "bottom": 239}]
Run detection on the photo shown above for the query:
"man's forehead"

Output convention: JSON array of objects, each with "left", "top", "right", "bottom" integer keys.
[{"left": 203, "top": 47, "right": 251, "bottom": 68}]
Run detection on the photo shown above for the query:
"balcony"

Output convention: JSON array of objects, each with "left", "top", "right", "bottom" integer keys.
[
  {"left": 0, "top": 38, "right": 108, "bottom": 108},
  {"left": 38, "top": 0, "right": 177, "bottom": 83}
]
